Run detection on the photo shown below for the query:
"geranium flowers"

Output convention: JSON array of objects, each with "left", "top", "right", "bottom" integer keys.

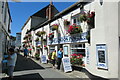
[{"left": 67, "top": 24, "right": 82, "bottom": 34}]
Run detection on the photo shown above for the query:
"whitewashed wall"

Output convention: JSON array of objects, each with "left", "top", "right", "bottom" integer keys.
[
  {"left": 83, "top": 0, "right": 119, "bottom": 79},
  {"left": 21, "top": 18, "right": 31, "bottom": 45}
]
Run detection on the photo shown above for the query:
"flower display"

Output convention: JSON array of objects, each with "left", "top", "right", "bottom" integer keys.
[
  {"left": 36, "top": 45, "right": 41, "bottom": 48},
  {"left": 48, "top": 33, "right": 54, "bottom": 39},
  {"left": 36, "top": 31, "right": 41, "bottom": 37},
  {"left": 36, "top": 31, "right": 46, "bottom": 37},
  {"left": 64, "top": 19, "right": 70, "bottom": 26},
  {"left": 70, "top": 54, "right": 83, "bottom": 65},
  {"left": 68, "top": 24, "right": 82, "bottom": 34},
  {"left": 35, "top": 53, "right": 40, "bottom": 60},
  {"left": 35, "top": 37, "right": 39, "bottom": 42},
  {"left": 51, "top": 24, "right": 59, "bottom": 31},
  {"left": 44, "top": 45, "right": 48, "bottom": 49},
  {"left": 80, "top": 11, "right": 95, "bottom": 28}
]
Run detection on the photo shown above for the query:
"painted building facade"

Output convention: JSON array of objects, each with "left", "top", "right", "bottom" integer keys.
[
  {"left": 0, "top": 1, "right": 12, "bottom": 56},
  {"left": 21, "top": 0, "right": 120, "bottom": 79}
]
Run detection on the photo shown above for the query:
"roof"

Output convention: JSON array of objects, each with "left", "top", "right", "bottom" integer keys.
[
  {"left": 21, "top": 3, "right": 59, "bottom": 30},
  {"left": 33, "top": 1, "right": 89, "bottom": 31}
]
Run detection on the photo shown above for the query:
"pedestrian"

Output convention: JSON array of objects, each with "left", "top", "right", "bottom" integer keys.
[
  {"left": 29, "top": 48, "right": 32, "bottom": 57},
  {"left": 51, "top": 50, "right": 56, "bottom": 69},
  {"left": 7, "top": 48, "right": 17, "bottom": 80},
  {"left": 57, "top": 48, "right": 63, "bottom": 70},
  {"left": 23, "top": 47, "right": 28, "bottom": 58}
]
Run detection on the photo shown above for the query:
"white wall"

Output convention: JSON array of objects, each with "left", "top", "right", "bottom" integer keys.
[
  {"left": 21, "top": 18, "right": 31, "bottom": 45},
  {"left": 84, "top": 1, "right": 119, "bottom": 78}
]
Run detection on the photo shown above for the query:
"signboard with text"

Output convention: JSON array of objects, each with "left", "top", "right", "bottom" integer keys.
[
  {"left": 96, "top": 44, "right": 108, "bottom": 69},
  {"left": 62, "top": 57, "right": 72, "bottom": 72},
  {"left": 41, "top": 55, "right": 47, "bottom": 63},
  {"left": 48, "top": 32, "right": 88, "bottom": 45}
]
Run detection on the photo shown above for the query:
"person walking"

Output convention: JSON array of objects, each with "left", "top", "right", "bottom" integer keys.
[
  {"left": 51, "top": 50, "right": 56, "bottom": 69},
  {"left": 23, "top": 47, "right": 28, "bottom": 58},
  {"left": 57, "top": 48, "right": 63, "bottom": 70},
  {"left": 7, "top": 48, "right": 17, "bottom": 80}
]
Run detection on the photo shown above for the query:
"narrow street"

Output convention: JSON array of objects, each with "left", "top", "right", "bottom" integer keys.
[{"left": 2, "top": 54, "right": 88, "bottom": 80}]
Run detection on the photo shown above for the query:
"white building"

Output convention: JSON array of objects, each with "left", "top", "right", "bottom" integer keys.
[
  {"left": 16, "top": 32, "right": 21, "bottom": 48},
  {"left": 21, "top": 2, "right": 59, "bottom": 56},
  {"left": 21, "top": 0, "right": 120, "bottom": 79}
]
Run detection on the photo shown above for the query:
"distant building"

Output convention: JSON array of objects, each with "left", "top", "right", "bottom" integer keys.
[
  {"left": 16, "top": 32, "right": 21, "bottom": 48},
  {"left": 10, "top": 36, "right": 16, "bottom": 48}
]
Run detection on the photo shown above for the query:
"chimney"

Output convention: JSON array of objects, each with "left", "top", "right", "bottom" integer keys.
[{"left": 48, "top": 0, "right": 53, "bottom": 20}]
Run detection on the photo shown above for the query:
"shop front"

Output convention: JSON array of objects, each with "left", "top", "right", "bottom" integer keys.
[{"left": 48, "top": 32, "right": 88, "bottom": 67}]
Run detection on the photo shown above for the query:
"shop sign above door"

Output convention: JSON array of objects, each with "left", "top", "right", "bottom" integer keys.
[{"left": 48, "top": 32, "right": 88, "bottom": 45}]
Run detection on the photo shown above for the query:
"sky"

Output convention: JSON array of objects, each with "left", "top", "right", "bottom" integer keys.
[{"left": 8, "top": 2, "right": 75, "bottom": 36}]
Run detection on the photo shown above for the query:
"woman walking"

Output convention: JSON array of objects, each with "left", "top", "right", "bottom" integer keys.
[{"left": 51, "top": 50, "right": 56, "bottom": 69}]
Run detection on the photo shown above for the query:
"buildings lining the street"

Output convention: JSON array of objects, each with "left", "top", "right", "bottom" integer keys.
[
  {"left": 16, "top": 32, "right": 21, "bottom": 48},
  {"left": 0, "top": 1, "right": 12, "bottom": 56},
  {"left": 21, "top": 0, "right": 120, "bottom": 79}
]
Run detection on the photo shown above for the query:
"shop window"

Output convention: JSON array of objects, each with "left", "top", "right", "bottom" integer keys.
[{"left": 70, "top": 44, "right": 86, "bottom": 56}]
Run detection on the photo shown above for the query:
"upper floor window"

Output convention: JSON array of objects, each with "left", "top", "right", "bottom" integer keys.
[
  {"left": 72, "top": 14, "right": 80, "bottom": 25},
  {"left": 2, "top": 2, "right": 4, "bottom": 14}
]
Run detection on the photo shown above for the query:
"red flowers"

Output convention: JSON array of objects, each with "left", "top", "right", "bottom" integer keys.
[
  {"left": 70, "top": 53, "right": 83, "bottom": 65},
  {"left": 67, "top": 24, "right": 82, "bottom": 34},
  {"left": 44, "top": 45, "right": 47, "bottom": 47}
]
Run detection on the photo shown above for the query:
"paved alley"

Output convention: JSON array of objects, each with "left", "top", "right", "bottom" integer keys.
[{"left": 2, "top": 54, "right": 89, "bottom": 80}]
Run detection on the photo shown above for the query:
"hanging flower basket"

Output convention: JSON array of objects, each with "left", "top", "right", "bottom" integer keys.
[
  {"left": 35, "top": 37, "right": 39, "bottom": 42},
  {"left": 44, "top": 45, "right": 48, "bottom": 50},
  {"left": 40, "top": 31, "right": 46, "bottom": 35},
  {"left": 28, "top": 33, "right": 32, "bottom": 37},
  {"left": 36, "top": 31, "right": 41, "bottom": 37},
  {"left": 52, "top": 24, "right": 59, "bottom": 31},
  {"left": 86, "top": 11, "right": 95, "bottom": 29},
  {"left": 64, "top": 19, "right": 70, "bottom": 26},
  {"left": 48, "top": 33, "right": 54, "bottom": 39},
  {"left": 36, "top": 45, "right": 41, "bottom": 49},
  {"left": 80, "top": 13, "right": 87, "bottom": 22}
]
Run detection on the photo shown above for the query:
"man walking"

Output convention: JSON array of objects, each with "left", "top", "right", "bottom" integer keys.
[
  {"left": 7, "top": 48, "right": 17, "bottom": 80},
  {"left": 57, "top": 48, "right": 63, "bottom": 70}
]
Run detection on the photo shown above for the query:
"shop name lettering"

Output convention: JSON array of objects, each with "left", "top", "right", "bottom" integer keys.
[{"left": 49, "top": 32, "right": 87, "bottom": 44}]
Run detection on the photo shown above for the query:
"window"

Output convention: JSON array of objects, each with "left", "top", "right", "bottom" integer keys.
[
  {"left": 70, "top": 44, "right": 86, "bottom": 56},
  {"left": 72, "top": 14, "right": 80, "bottom": 25},
  {"left": 2, "top": 2, "right": 4, "bottom": 14}
]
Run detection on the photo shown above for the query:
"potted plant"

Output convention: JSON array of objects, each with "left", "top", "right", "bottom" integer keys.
[
  {"left": 64, "top": 19, "right": 70, "bottom": 26},
  {"left": 51, "top": 24, "right": 59, "bottom": 31},
  {"left": 44, "top": 45, "right": 48, "bottom": 50},
  {"left": 70, "top": 54, "right": 83, "bottom": 66},
  {"left": 35, "top": 37, "right": 39, "bottom": 42},
  {"left": 48, "top": 33, "right": 54, "bottom": 39},
  {"left": 40, "top": 31, "right": 46, "bottom": 35},
  {"left": 80, "top": 13, "right": 87, "bottom": 22},
  {"left": 35, "top": 53, "right": 40, "bottom": 60},
  {"left": 86, "top": 11, "right": 95, "bottom": 29},
  {"left": 36, "top": 31, "right": 41, "bottom": 37}
]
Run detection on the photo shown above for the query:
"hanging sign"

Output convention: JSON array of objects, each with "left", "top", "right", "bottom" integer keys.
[
  {"left": 96, "top": 44, "right": 108, "bottom": 69},
  {"left": 62, "top": 57, "right": 72, "bottom": 72}
]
